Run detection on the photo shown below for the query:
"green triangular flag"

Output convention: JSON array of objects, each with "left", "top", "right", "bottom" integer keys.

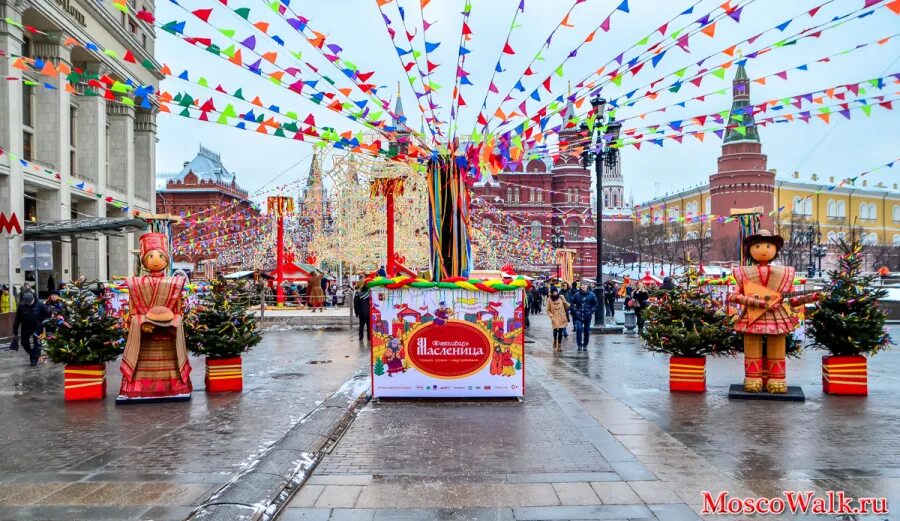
[
  {"left": 197, "top": 77, "right": 209, "bottom": 87},
  {"left": 220, "top": 28, "right": 236, "bottom": 38},
  {"left": 637, "top": 35, "right": 650, "bottom": 45},
  {"left": 674, "top": 68, "right": 687, "bottom": 78},
  {"left": 861, "top": 105, "right": 872, "bottom": 117},
  {"left": 179, "top": 107, "right": 191, "bottom": 117},
  {"left": 611, "top": 74, "right": 623, "bottom": 87},
  {"left": 555, "top": 64, "right": 564, "bottom": 77},
  {"left": 217, "top": 113, "right": 229, "bottom": 124},
  {"left": 285, "top": 111, "right": 298, "bottom": 120},
  {"left": 235, "top": 7, "right": 250, "bottom": 20},
  {"left": 712, "top": 68, "right": 726, "bottom": 80},
  {"left": 233, "top": 88, "right": 244, "bottom": 100}
]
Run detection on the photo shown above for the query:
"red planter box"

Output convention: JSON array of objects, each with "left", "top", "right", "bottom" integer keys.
[
  {"left": 64, "top": 364, "right": 107, "bottom": 401},
  {"left": 669, "top": 356, "right": 706, "bottom": 392},
  {"left": 206, "top": 356, "right": 243, "bottom": 393},
  {"left": 822, "top": 355, "right": 867, "bottom": 396}
]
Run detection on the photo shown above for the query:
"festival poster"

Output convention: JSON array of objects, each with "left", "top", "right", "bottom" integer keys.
[{"left": 370, "top": 286, "right": 525, "bottom": 398}]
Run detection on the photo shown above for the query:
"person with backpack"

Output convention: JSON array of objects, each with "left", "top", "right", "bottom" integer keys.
[{"left": 13, "top": 292, "right": 49, "bottom": 366}]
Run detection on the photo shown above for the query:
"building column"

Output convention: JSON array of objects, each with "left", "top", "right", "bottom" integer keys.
[
  {"left": 133, "top": 109, "right": 156, "bottom": 210},
  {"left": 31, "top": 36, "right": 72, "bottom": 284},
  {"left": 0, "top": 3, "right": 26, "bottom": 288},
  {"left": 76, "top": 62, "right": 108, "bottom": 280},
  {"left": 106, "top": 103, "right": 135, "bottom": 276}
]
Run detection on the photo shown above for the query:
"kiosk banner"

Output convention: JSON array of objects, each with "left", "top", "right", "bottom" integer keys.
[{"left": 370, "top": 286, "right": 525, "bottom": 398}]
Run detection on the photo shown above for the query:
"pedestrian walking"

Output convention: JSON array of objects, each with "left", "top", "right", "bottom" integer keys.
[
  {"left": 546, "top": 287, "right": 569, "bottom": 352},
  {"left": 632, "top": 283, "right": 651, "bottom": 336},
  {"left": 353, "top": 282, "right": 372, "bottom": 342},
  {"left": 559, "top": 281, "right": 572, "bottom": 338},
  {"left": 603, "top": 280, "right": 617, "bottom": 317},
  {"left": 13, "top": 292, "right": 49, "bottom": 366},
  {"left": 570, "top": 282, "right": 598, "bottom": 350}
]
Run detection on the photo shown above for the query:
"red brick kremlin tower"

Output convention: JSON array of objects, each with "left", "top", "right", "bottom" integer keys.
[{"left": 708, "top": 62, "right": 774, "bottom": 261}]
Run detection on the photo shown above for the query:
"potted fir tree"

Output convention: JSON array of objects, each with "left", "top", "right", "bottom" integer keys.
[
  {"left": 185, "top": 280, "right": 261, "bottom": 392},
  {"left": 43, "top": 280, "right": 125, "bottom": 401},
  {"left": 641, "top": 275, "right": 738, "bottom": 392},
  {"left": 806, "top": 240, "right": 891, "bottom": 395}
]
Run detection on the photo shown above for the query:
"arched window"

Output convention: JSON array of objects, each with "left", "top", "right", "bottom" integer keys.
[
  {"left": 836, "top": 200, "right": 846, "bottom": 218},
  {"left": 514, "top": 188, "right": 521, "bottom": 203},
  {"left": 870, "top": 203, "right": 878, "bottom": 220},
  {"left": 568, "top": 220, "right": 580, "bottom": 240},
  {"left": 506, "top": 188, "right": 513, "bottom": 202},
  {"left": 893, "top": 205, "right": 900, "bottom": 222},
  {"left": 863, "top": 232, "right": 878, "bottom": 245},
  {"left": 827, "top": 231, "right": 837, "bottom": 243},
  {"left": 803, "top": 198, "right": 813, "bottom": 216},
  {"left": 529, "top": 187, "right": 536, "bottom": 202},
  {"left": 793, "top": 197, "right": 803, "bottom": 214},
  {"left": 827, "top": 200, "right": 836, "bottom": 217},
  {"left": 531, "top": 220, "right": 542, "bottom": 239},
  {"left": 705, "top": 197, "right": 712, "bottom": 214},
  {"left": 893, "top": 234, "right": 900, "bottom": 245}
]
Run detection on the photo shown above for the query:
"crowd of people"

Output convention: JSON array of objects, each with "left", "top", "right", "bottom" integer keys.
[{"left": 524, "top": 277, "right": 660, "bottom": 352}]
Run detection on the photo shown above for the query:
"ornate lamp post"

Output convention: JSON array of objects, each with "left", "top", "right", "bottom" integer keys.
[
  {"left": 551, "top": 228, "right": 565, "bottom": 279},
  {"left": 579, "top": 97, "right": 621, "bottom": 285}
]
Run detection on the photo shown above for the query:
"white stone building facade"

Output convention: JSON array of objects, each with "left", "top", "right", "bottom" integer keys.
[{"left": 0, "top": 0, "right": 160, "bottom": 286}]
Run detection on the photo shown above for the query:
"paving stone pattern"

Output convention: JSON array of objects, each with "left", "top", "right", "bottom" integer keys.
[{"left": 0, "top": 330, "right": 368, "bottom": 520}]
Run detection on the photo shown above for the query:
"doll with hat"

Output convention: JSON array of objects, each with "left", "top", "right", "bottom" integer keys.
[
  {"left": 118, "top": 232, "right": 192, "bottom": 401},
  {"left": 728, "top": 230, "right": 819, "bottom": 393}
]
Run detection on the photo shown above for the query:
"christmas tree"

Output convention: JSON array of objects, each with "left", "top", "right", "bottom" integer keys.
[
  {"left": 43, "top": 280, "right": 125, "bottom": 365},
  {"left": 184, "top": 280, "right": 262, "bottom": 359},
  {"left": 373, "top": 356, "right": 385, "bottom": 376},
  {"left": 641, "top": 274, "right": 739, "bottom": 358},
  {"left": 807, "top": 240, "right": 892, "bottom": 356}
]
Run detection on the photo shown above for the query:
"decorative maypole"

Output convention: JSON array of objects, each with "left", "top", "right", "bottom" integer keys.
[
  {"left": 370, "top": 176, "right": 406, "bottom": 277},
  {"left": 427, "top": 155, "right": 472, "bottom": 280},
  {"left": 267, "top": 196, "right": 294, "bottom": 305}
]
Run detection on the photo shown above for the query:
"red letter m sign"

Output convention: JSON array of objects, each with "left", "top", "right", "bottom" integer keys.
[{"left": 0, "top": 213, "right": 23, "bottom": 235}]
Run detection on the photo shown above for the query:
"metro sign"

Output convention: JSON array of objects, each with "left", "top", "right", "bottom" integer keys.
[{"left": 0, "top": 213, "right": 22, "bottom": 236}]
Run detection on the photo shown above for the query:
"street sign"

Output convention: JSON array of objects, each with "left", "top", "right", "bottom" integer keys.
[{"left": 20, "top": 241, "right": 53, "bottom": 271}]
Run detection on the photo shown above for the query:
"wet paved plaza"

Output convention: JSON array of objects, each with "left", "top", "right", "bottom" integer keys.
[
  {"left": 282, "top": 316, "right": 899, "bottom": 521},
  {"left": 0, "top": 330, "right": 368, "bottom": 521},
  {"left": 0, "top": 318, "right": 897, "bottom": 520}
]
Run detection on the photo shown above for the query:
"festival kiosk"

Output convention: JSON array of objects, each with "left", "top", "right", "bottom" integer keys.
[{"left": 367, "top": 156, "right": 528, "bottom": 398}]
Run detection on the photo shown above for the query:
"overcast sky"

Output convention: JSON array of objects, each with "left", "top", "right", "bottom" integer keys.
[{"left": 154, "top": 0, "right": 900, "bottom": 205}]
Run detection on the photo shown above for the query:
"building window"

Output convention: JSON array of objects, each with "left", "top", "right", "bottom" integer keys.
[
  {"left": 22, "top": 84, "right": 34, "bottom": 127},
  {"left": 22, "top": 131, "right": 33, "bottom": 161},
  {"left": 70, "top": 150, "right": 76, "bottom": 177},
  {"left": 142, "top": 34, "right": 148, "bottom": 49},
  {"left": 568, "top": 220, "right": 579, "bottom": 240},
  {"left": 827, "top": 200, "right": 836, "bottom": 217},
  {"left": 530, "top": 220, "right": 541, "bottom": 239},
  {"left": 129, "top": 18, "right": 138, "bottom": 34},
  {"left": 705, "top": 197, "right": 711, "bottom": 214},
  {"left": 506, "top": 187, "right": 512, "bottom": 203},
  {"left": 70, "top": 105, "right": 77, "bottom": 146},
  {"left": 837, "top": 201, "right": 846, "bottom": 218},
  {"left": 893, "top": 234, "right": 900, "bottom": 245},
  {"left": 862, "top": 232, "right": 878, "bottom": 245},
  {"left": 893, "top": 205, "right": 900, "bottom": 222}
]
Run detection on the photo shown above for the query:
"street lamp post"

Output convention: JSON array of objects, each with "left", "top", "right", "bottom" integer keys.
[
  {"left": 551, "top": 229, "right": 565, "bottom": 280},
  {"left": 581, "top": 97, "right": 621, "bottom": 325}
]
